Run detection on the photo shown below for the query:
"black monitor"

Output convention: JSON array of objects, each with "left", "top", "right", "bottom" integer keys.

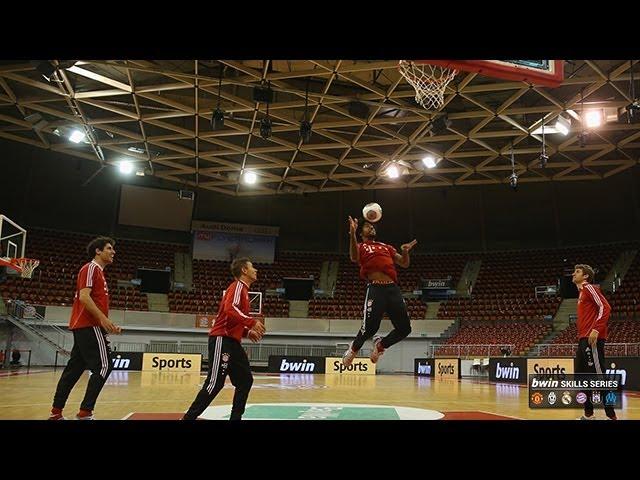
[
  {"left": 559, "top": 276, "right": 578, "bottom": 299},
  {"left": 137, "top": 268, "right": 171, "bottom": 294},
  {"left": 282, "top": 277, "right": 314, "bottom": 300}
]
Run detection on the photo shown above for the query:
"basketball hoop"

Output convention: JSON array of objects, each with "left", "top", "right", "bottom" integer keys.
[
  {"left": 398, "top": 60, "right": 458, "bottom": 110},
  {"left": 11, "top": 258, "right": 40, "bottom": 279}
]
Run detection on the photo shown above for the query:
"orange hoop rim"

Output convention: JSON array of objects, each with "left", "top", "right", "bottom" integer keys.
[
  {"left": 2, "top": 257, "right": 40, "bottom": 278},
  {"left": 9, "top": 257, "right": 38, "bottom": 265}
]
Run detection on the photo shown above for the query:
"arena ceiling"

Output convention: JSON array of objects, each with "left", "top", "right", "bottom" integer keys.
[{"left": 0, "top": 59, "right": 639, "bottom": 196}]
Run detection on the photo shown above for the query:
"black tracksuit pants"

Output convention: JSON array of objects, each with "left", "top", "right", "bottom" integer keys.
[
  {"left": 183, "top": 336, "right": 253, "bottom": 420},
  {"left": 352, "top": 283, "right": 412, "bottom": 352},
  {"left": 52, "top": 326, "right": 113, "bottom": 411},
  {"left": 575, "top": 338, "right": 616, "bottom": 419}
]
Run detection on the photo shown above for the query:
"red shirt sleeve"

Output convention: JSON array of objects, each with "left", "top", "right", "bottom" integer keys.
[
  {"left": 78, "top": 265, "right": 89, "bottom": 289},
  {"left": 585, "top": 284, "right": 611, "bottom": 333},
  {"left": 78, "top": 263, "right": 100, "bottom": 290},
  {"left": 387, "top": 244, "right": 397, "bottom": 257}
]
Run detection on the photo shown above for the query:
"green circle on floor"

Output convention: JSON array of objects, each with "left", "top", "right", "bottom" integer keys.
[{"left": 200, "top": 403, "right": 444, "bottom": 420}]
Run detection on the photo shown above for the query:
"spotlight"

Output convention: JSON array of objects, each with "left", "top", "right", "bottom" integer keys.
[
  {"left": 429, "top": 114, "right": 452, "bottom": 136},
  {"left": 584, "top": 110, "right": 603, "bottom": 128},
  {"left": 620, "top": 100, "right": 640, "bottom": 124},
  {"left": 119, "top": 161, "right": 133, "bottom": 175},
  {"left": 386, "top": 164, "right": 400, "bottom": 178},
  {"left": 260, "top": 117, "right": 272, "bottom": 139},
  {"left": 243, "top": 171, "right": 257, "bottom": 185},
  {"left": 509, "top": 172, "right": 518, "bottom": 190},
  {"left": 421, "top": 155, "right": 437, "bottom": 169},
  {"left": 253, "top": 85, "right": 274, "bottom": 104},
  {"left": 68, "top": 129, "right": 86, "bottom": 143},
  {"left": 211, "top": 108, "right": 225, "bottom": 130},
  {"left": 299, "top": 120, "right": 312, "bottom": 143},
  {"left": 539, "top": 153, "right": 549, "bottom": 168}
]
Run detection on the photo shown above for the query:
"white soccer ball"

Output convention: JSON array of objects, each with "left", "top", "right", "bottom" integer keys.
[{"left": 362, "top": 202, "right": 382, "bottom": 223}]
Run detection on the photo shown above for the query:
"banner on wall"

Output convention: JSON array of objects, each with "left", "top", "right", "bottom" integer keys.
[
  {"left": 325, "top": 357, "right": 376, "bottom": 375},
  {"left": 142, "top": 353, "right": 202, "bottom": 372},
  {"left": 111, "top": 352, "right": 143, "bottom": 371},
  {"left": 603, "top": 357, "right": 640, "bottom": 391},
  {"left": 414, "top": 358, "right": 435, "bottom": 376},
  {"left": 434, "top": 358, "right": 461, "bottom": 379},
  {"left": 489, "top": 357, "right": 528, "bottom": 384},
  {"left": 526, "top": 358, "right": 574, "bottom": 377},
  {"left": 192, "top": 221, "right": 278, "bottom": 264},
  {"left": 422, "top": 278, "right": 455, "bottom": 300},
  {"left": 196, "top": 315, "right": 215, "bottom": 328},
  {"left": 268, "top": 356, "right": 326, "bottom": 373}
]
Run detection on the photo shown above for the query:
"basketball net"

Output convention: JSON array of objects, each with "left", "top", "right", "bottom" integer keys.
[
  {"left": 399, "top": 61, "right": 458, "bottom": 110},
  {"left": 11, "top": 258, "right": 40, "bottom": 279}
]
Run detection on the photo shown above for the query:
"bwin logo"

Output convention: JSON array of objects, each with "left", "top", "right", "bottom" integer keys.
[
  {"left": 495, "top": 362, "right": 520, "bottom": 380},
  {"left": 112, "top": 355, "right": 130, "bottom": 369},
  {"left": 280, "top": 358, "right": 316, "bottom": 372},
  {"left": 417, "top": 363, "right": 431, "bottom": 375},
  {"left": 605, "top": 363, "right": 626, "bottom": 385}
]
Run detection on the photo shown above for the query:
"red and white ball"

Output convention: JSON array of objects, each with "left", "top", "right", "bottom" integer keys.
[{"left": 362, "top": 202, "right": 382, "bottom": 223}]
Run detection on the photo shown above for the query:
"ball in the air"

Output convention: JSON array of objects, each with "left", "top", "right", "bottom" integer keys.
[{"left": 362, "top": 202, "right": 382, "bottom": 223}]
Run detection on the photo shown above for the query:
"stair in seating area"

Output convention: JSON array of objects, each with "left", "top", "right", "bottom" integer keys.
[{"left": 146, "top": 293, "right": 170, "bottom": 312}]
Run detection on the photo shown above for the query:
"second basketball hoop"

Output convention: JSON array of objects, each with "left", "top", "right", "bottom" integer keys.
[{"left": 398, "top": 60, "right": 458, "bottom": 110}]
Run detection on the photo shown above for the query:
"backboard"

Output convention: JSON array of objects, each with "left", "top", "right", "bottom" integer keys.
[
  {"left": 221, "top": 288, "right": 263, "bottom": 315},
  {"left": 0, "top": 214, "right": 27, "bottom": 261},
  {"left": 417, "top": 60, "right": 564, "bottom": 87},
  {"left": 0, "top": 214, "right": 40, "bottom": 278}
]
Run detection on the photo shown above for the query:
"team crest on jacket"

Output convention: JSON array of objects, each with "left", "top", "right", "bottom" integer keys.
[{"left": 222, "top": 353, "right": 230, "bottom": 362}]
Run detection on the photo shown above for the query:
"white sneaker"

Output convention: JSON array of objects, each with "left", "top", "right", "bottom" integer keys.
[
  {"left": 75, "top": 414, "right": 95, "bottom": 420},
  {"left": 577, "top": 414, "right": 596, "bottom": 420},
  {"left": 370, "top": 336, "right": 385, "bottom": 363},
  {"left": 342, "top": 344, "right": 357, "bottom": 367}
]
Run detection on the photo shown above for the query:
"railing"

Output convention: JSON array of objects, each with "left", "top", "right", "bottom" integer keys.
[
  {"left": 530, "top": 343, "right": 640, "bottom": 357},
  {"left": 6, "top": 300, "right": 71, "bottom": 355},
  {"left": 114, "top": 342, "right": 148, "bottom": 352},
  {"left": 535, "top": 285, "right": 557, "bottom": 298},
  {"left": 430, "top": 343, "right": 515, "bottom": 358},
  {"left": 113, "top": 341, "right": 340, "bottom": 361},
  {"left": 244, "top": 344, "right": 338, "bottom": 362}
]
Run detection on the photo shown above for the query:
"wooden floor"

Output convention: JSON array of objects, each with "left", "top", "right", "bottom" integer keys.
[{"left": 1, "top": 368, "right": 639, "bottom": 420}]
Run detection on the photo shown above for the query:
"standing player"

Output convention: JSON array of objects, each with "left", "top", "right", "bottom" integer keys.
[
  {"left": 572, "top": 264, "right": 616, "bottom": 420},
  {"left": 183, "top": 257, "right": 266, "bottom": 420},
  {"left": 48, "top": 237, "right": 121, "bottom": 420},
  {"left": 342, "top": 217, "right": 417, "bottom": 366}
]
